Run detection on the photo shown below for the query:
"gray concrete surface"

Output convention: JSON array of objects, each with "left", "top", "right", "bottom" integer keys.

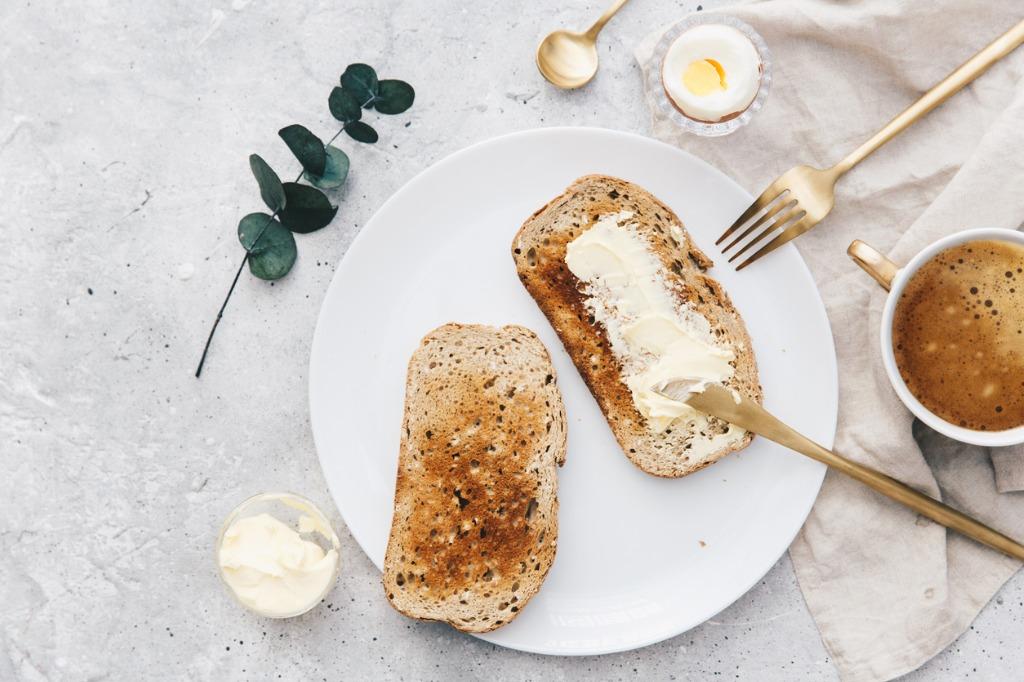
[{"left": 2, "top": 0, "right": 1019, "bottom": 679}]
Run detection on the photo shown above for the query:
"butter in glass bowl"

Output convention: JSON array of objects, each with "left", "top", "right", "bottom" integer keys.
[{"left": 216, "top": 492, "right": 341, "bottom": 618}]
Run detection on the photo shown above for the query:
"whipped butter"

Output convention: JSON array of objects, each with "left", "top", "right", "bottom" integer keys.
[
  {"left": 218, "top": 512, "right": 338, "bottom": 618},
  {"left": 565, "top": 212, "right": 744, "bottom": 449}
]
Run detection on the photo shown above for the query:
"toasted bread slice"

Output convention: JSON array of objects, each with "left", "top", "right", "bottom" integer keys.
[
  {"left": 512, "top": 175, "right": 761, "bottom": 478},
  {"left": 383, "top": 323, "right": 567, "bottom": 633}
]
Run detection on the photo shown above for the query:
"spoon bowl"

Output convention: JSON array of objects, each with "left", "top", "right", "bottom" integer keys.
[
  {"left": 536, "top": 30, "right": 600, "bottom": 89},
  {"left": 535, "top": 0, "right": 629, "bottom": 89}
]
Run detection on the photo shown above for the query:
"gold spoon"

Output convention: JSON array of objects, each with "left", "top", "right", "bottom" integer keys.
[{"left": 536, "top": 0, "right": 631, "bottom": 89}]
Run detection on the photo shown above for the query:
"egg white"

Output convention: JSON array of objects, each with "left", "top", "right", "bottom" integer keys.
[{"left": 661, "top": 24, "right": 761, "bottom": 122}]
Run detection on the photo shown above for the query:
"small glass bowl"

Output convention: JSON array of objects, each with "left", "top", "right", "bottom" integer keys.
[
  {"left": 216, "top": 491, "right": 341, "bottom": 618},
  {"left": 646, "top": 13, "right": 773, "bottom": 137}
]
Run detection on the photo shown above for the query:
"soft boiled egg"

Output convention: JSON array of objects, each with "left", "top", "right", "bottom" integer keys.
[{"left": 661, "top": 24, "right": 762, "bottom": 123}]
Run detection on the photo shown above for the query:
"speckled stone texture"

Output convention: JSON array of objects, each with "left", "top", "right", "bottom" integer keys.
[{"left": 1, "top": 0, "right": 1018, "bottom": 679}]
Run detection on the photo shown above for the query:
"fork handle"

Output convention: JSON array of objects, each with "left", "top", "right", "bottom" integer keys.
[{"left": 832, "top": 17, "right": 1024, "bottom": 176}]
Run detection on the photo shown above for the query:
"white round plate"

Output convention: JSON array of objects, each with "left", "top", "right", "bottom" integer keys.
[{"left": 310, "top": 127, "right": 837, "bottom": 655}]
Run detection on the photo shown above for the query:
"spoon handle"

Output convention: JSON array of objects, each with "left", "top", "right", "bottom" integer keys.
[{"left": 585, "top": 0, "right": 630, "bottom": 40}]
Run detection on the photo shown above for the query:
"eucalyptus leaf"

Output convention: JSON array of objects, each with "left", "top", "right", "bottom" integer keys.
[
  {"left": 278, "top": 182, "right": 338, "bottom": 233},
  {"left": 304, "top": 146, "right": 350, "bottom": 190},
  {"left": 374, "top": 79, "right": 415, "bottom": 115},
  {"left": 249, "top": 154, "right": 286, "bottom": 212},
  {"left": 344, "top": 120, "right": 379, "bottom": 144},
  {"left": 278, "top": 124, "right": 326, "bottom": 176},
  {"left": 237, "top": 212, "right": 297, "bottom": 280},
  {"left": 340, "top": 63, "right": 379, "bottom": 107},
  {"left": 328, "top": 86, "right": 362, "bottom": 123}
]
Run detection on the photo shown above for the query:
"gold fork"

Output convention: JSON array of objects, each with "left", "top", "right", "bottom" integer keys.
[{"left": 719, "top": 18, "right": 1024, "bottom": 271}]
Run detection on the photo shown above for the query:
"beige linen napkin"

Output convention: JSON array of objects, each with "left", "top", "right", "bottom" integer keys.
[{"left": 637, "top": 1, "right": 1024, "bottom": 680}]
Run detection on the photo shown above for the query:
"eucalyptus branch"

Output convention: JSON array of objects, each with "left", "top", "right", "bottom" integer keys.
[{"left": 193, "top": 63, "right": 414, "bottom": 378}]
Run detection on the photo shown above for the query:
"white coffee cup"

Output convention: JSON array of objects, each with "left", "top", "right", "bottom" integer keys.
[{"left": 848, "top": 228, "right": 1024, "bottom": 447}]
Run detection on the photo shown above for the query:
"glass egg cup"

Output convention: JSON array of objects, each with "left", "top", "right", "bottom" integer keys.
[{"left": 647, "top": 13, "right": 773, "bottom": 138}]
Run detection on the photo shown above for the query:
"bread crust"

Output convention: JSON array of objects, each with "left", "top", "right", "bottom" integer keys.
[
  {"left": 512, "top": 175, "right": 761, "bottom": 478},
  {"left": 383, "top": 323, "right": 567, "bottom": 632}
]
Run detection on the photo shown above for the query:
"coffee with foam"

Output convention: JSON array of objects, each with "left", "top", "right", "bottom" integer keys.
[{"left": 892, "top": 239, "right": 1024, "bottom": 431}]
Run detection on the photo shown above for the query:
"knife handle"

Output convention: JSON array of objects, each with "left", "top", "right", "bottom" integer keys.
[{"left": 754, "top": 403, "right": 1024, "bottom": 561}]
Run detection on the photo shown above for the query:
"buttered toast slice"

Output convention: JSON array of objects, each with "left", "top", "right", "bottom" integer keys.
[
  {"left": 383, "top": 323, "right": 567, "bottom": 633},
  {"left": 512, "top": 175, "right": 761, "bottom": 478}
]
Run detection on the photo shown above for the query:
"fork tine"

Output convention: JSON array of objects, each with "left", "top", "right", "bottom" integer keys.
[
  {"left": 716, "top": 187, "right": 789, "bottom": 246},
  {"left": 720, "top": 197, "right": 797, "bottom": 254},
  {"left": 727, "top": 207, "right": 805, "bottom": 263},
  {"left": 735, "top": 216, "right": 818, "bottom": 271}
]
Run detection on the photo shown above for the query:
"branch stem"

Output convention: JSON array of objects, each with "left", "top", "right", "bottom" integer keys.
[
  {"left": 194, "top": 252, "right": 249, "bottom": 378},
  {"left": 195, "top": 208, "right": 281, "bottom": 377}
]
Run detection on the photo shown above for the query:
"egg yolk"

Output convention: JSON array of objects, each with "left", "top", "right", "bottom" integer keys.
[{"left": 682, "top": 59, "right": 727, "bottom": 96}]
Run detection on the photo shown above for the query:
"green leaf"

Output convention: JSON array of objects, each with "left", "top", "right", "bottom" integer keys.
[
  {"left": 304, "top": 146, "right": 350, "bottom": 190},
  {"left": 340, "top": 63, "right": 379, "bottom": 107},
  {"left": 374, "top": 79, "right": 415, "bottom": 114},
  {"left": 328, "top": 86, "right": 362, "bottom": 123},
  {"left": 344, "top": 121, "right": 378, "bottom": 144},
  {"left": 249, "top": 154, "right": 286, "bottom": 212},
  {"left": 278, "top": 124, "right": 326, "bottom": 176},
  {"left": 278, "top": 183, "right": 338, "bottom": 233},
  {"left": 237, "top": 212, "right": 297, "bottom": 280}
]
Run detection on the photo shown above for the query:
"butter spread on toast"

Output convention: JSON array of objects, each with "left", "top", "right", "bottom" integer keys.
[{"left": 565, "top": 211, "right": 744, "bottom": 454}]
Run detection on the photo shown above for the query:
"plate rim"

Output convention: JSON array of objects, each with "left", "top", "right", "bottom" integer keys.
[{"left": 309, "top": 126, "right": 838, "bottom": 656}]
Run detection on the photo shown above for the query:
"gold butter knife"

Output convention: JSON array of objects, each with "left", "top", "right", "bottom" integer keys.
[{"left": 657, "top": 381, "right": 1024, "bottom": 561}]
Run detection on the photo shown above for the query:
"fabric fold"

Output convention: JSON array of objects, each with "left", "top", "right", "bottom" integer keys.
[{"left": 992, "top": 447, "right": 1024, "bottom": 493}]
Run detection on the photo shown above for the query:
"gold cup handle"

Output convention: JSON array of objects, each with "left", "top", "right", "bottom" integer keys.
[{"left": 848, "top": 240, "right": 900, "bottom": 291}]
